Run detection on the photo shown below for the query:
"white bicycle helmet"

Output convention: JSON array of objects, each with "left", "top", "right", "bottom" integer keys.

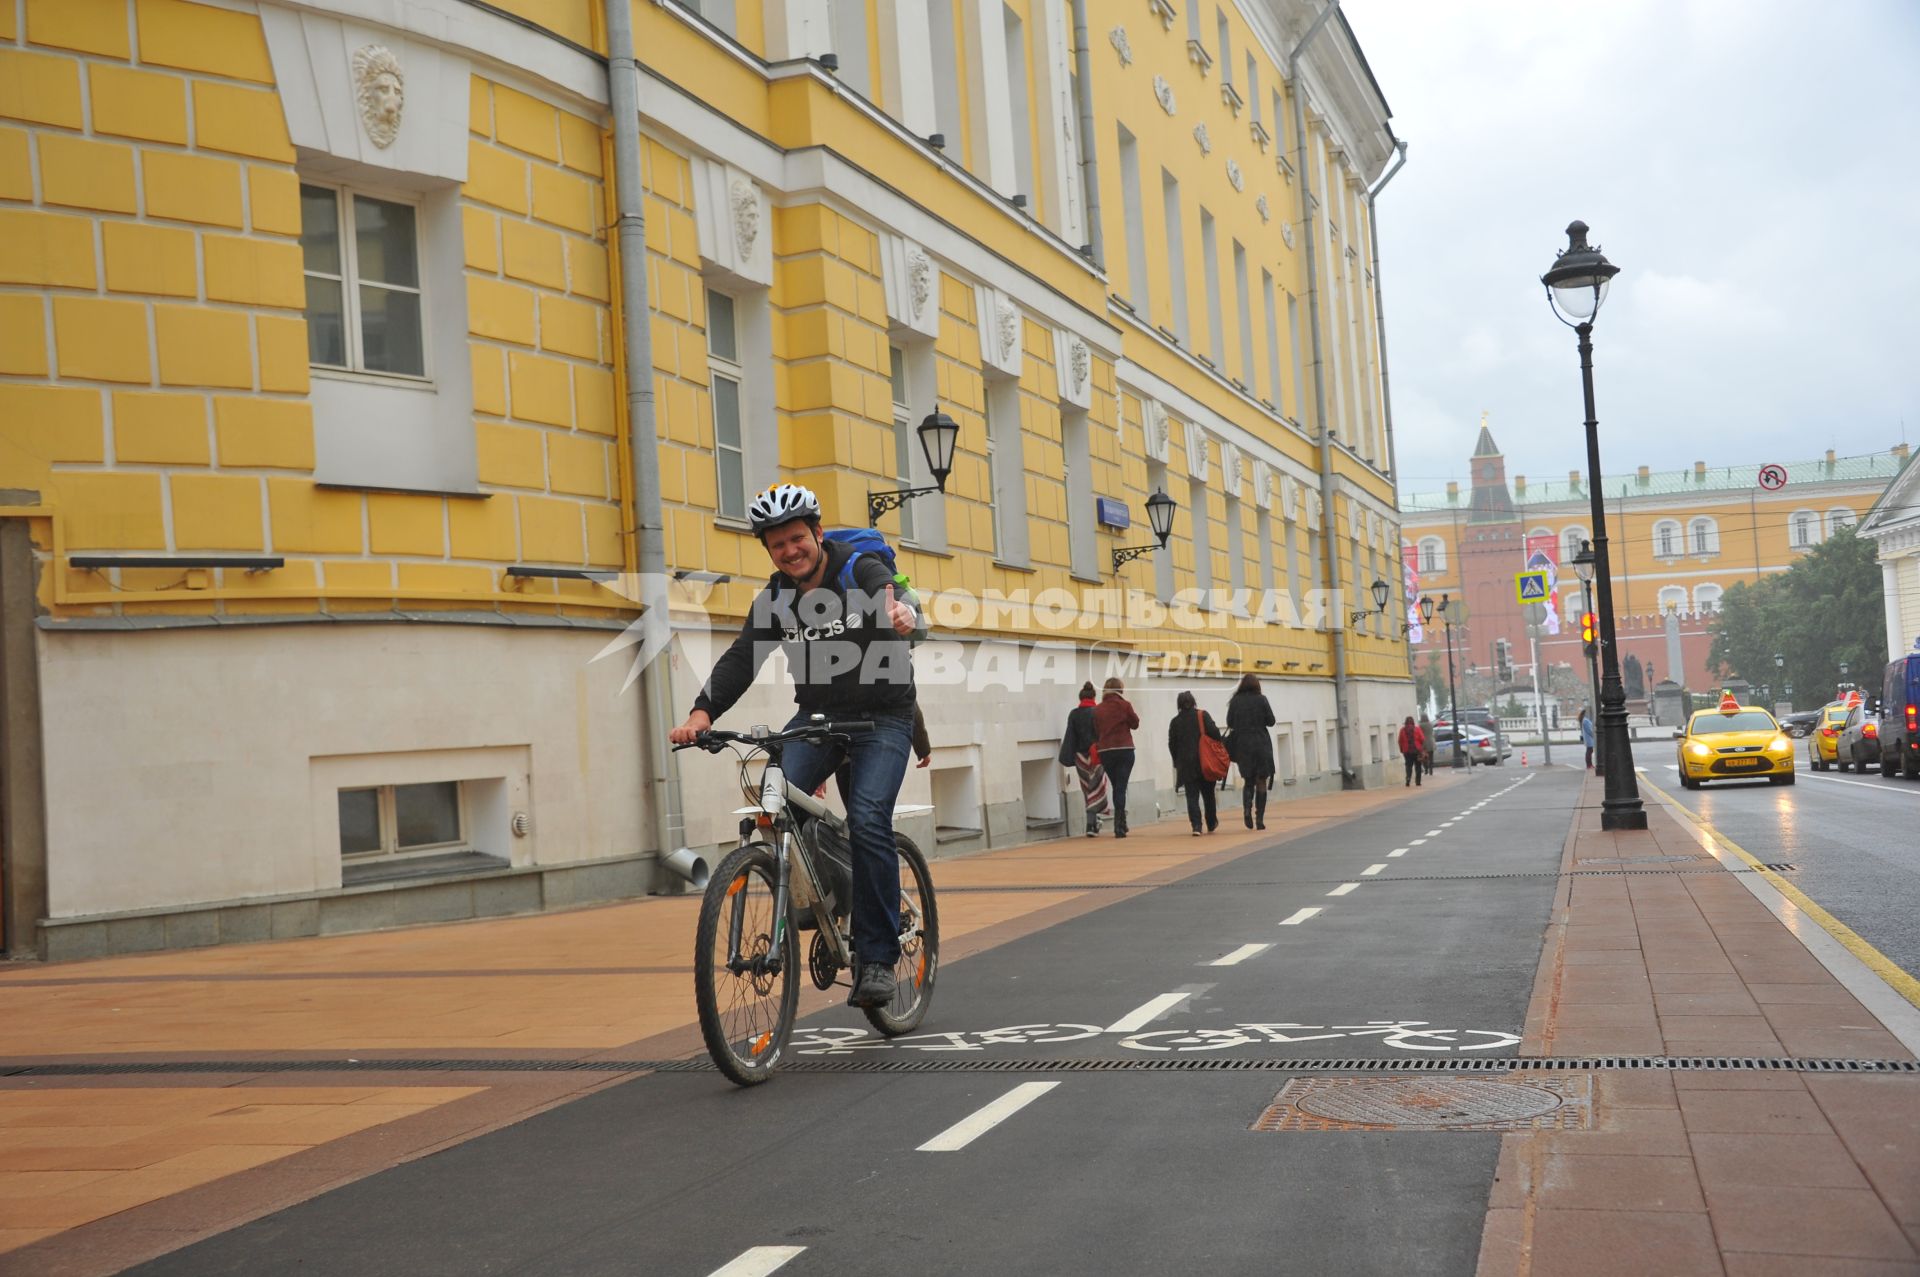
[{"left": 747, "top": 482, "right": 821, "bottom": 534}]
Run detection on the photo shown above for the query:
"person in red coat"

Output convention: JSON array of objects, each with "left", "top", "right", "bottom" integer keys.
[
  {"left": 1397, "top": 715, "right": 1426, "bottom": 787},
  {"left": 1091, "top": 677, "right": 1141, "bottom": 838}
]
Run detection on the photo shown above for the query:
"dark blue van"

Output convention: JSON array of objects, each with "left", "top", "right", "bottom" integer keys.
[{"left": 1880, "top": 652, "right": 1920, "bottom": 778}]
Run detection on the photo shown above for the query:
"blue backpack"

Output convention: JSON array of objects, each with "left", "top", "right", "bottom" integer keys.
[{"left": 824, "top": 529, "right": 926, "bottom": 643}]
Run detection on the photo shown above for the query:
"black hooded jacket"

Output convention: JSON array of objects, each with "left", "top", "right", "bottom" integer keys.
[{"left": 692, "top": 538, "right": 918, "bottom": 721}]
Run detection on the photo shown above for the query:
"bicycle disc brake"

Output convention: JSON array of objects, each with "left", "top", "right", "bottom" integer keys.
[{"left": 808, "top": 932, "right": 840, "bottom": 991}]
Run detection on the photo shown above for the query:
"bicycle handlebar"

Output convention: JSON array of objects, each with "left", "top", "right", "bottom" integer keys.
[{"left": 672, "top": 719, "right": 876, "bottom": 754}]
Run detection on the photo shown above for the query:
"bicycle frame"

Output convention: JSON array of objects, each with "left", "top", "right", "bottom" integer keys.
[{"left": 724, "top": 755, "right": 857, "bottom": 979}]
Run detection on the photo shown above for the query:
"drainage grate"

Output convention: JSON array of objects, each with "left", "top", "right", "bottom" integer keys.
[
  {"left": 1252, "top": 1075, "right": 1591, "bottom": 1132},
  {"left": 1, "top": 1055, "right": 1913, "bottom": 1078}
]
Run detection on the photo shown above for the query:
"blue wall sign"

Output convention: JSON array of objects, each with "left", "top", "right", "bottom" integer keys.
[{"left": 1095, "top": 496, "right": 1131, "bottom": 529}]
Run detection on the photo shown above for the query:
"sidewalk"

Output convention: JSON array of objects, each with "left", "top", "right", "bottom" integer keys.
[
  {"left": 1479, "top": 773, "right": 1920, "bottom": 1275},
  {"left": 0, "top": 771, "right": 1465, "bottom": 1275}
]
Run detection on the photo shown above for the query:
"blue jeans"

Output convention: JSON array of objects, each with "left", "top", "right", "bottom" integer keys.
[{"left": 776, "top": 709, "right": 912, "bottom": 967}]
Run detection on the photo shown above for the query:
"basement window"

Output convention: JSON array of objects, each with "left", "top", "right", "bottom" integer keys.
[{"left": 339, "top": 781, "right": 465, "bottom": 859}]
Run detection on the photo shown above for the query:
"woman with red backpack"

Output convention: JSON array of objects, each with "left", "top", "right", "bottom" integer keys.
[{"left": 1398, "top": 715, "right": 1426, "bottom": 787}]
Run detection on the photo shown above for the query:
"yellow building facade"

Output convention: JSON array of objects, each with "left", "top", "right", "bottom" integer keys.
[{"left": 0, "top": 0, "right": 1406, "bottom": 958}]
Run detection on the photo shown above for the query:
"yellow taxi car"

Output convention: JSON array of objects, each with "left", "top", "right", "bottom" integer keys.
[
  {"left": 1806, "top": 700, "right": 1853, "bottom": 771},
  {"left": 1675, "top": 698, "right": 1796, "bottom": 789}
]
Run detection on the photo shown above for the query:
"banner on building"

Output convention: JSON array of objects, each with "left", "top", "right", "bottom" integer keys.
[
  {"left": 1524, "top": 535, "right": 1561, "bottom": 635},
  {"left": 1402, "top": 542, "right": 1423, "bottom": 644}
]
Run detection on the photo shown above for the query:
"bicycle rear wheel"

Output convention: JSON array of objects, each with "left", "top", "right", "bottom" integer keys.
[
  {"left": 862, "top": 832, "right": 939, "bottom": 1037},
  {"left": 695, "top": 842, "right": 799, "bottom": 1086}
]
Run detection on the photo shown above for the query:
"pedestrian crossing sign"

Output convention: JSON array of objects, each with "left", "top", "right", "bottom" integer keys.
[{"left": 1515, "top": 570, "right": 1549, "bottom": 603}]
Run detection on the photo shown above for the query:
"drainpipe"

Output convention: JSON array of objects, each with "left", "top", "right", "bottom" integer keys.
[
  {"left": 606, "top": 0, "right": 685, "bottom": 875},
  {"left": 1290, "top": 1, "right": 1357, "bottom": 787},
  {"left": 1366, "top": 137, "right": 1408, "bottom": 673},
  {"left": 1068, "top": 0, "right": 1104, "bottom": 268}
]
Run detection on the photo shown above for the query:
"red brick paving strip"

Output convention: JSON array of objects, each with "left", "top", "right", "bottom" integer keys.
[{"left": 1480, "top": 773, "right": 1920, "bottom": 1276}]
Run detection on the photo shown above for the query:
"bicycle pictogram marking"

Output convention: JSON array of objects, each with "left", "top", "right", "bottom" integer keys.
[{"left": 791, "top": 1020, "right": 1522, "bottom": 1056}]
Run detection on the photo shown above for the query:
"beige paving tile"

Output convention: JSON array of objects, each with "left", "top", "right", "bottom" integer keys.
[
  {"left": 1536, "top": 1153, "right": 1705, "bottom": 1212},
  {"left": 1528, "top": 1208, "right": 1723, "bottom": 1277},
  {"left": 1705, "top": 1185, "right": 1917, "bottom": 1261},
  {"left": 1678, "top": 1087, "right": 1835, "bottom": 1136}
]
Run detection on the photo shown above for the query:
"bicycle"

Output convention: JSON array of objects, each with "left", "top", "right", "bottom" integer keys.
[{"left": 674, "top": 716, "right": 940, "bottom": 1086}]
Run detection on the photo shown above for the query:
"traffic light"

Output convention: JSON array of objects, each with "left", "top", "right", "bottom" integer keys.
[
  {"left": 1494, "top": 638, "right": 1513, "bottom": 683},
  {"left": 1580, "top": 611, "right": 1597, "bottom": 657}
]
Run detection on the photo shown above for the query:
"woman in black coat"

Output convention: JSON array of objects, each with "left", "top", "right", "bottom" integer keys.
[
  {"left": 1225, "top": 674, "right": 1277, "bottom": 830},
  {"left": 1167, "top": 689, "right": 1224, "bottom": 835}
]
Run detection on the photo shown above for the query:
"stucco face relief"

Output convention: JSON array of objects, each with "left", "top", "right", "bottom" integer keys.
[
  {"left": 1154, "top": 75, "right": 1176, "bottom": 115},
  {"left": 1069, "top": 339, "right": 1090, "bottom": 395},
  {"left": 996, "top": 301, "right": 1019, "bottom": 363},
  {"left": 1109, "top": 26, "right": 1133, "bottom": 66},
  {"left": 352, "top": 45, "right": 405, "bottom": 148},
  {"left": 729, "top": 178, "right": 760, "bottom": 260},
  {"left": 907, "top": 248, "right": 933, "bottom": 322}
]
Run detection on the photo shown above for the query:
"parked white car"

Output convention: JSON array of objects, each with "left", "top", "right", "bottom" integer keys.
[{"left": 1431, "top": 724, "right": 1509, "bottom": 766}]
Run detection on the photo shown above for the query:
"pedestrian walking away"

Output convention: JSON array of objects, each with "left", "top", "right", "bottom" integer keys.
[
  {"left": 1225, "top": 673, "right": 1277, "bottom": 830},
  {"left": 670, "top": 482, "right": 923, "bottom": 1010},
  {"left": 1578, "top": 706, "right": 1595, "bottom": 771},
  {"left": 1418, "top": 711, "right": 1436, "bottom": 776},
  {"left": 1398, "top": 715, "right": 1426, "bottom": 787},
  {"left": 1168, "top": 690, "right": 1226, "bottom": 835},
  {"left": 1058, "top": 682, "right": 1111, "bottom": 836},
  {"left": 1092, "top": 677, "right": 1140, "bottom": 837}
]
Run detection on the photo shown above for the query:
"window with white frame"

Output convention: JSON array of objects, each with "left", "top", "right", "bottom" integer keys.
[
  {"left": 889, "top": 344, "right": 916, "bottom": 543},
  {"left": 1827, "top": 507, "right": 1856, "bottom": 536},
  {"left": 1225, "top": 490, "right": 1246, "bottom": 606},
  {"left": 1002, "top": 3, "right": 1036, "bottom": 202},
  {"left": 1162, "top": 171, "right": 1189, "bottom": 343},
  {"left": 1653, "top": 519, "right": 1682, "bottom": 559},
  {"left": 1200, "top": 207, "right": 1224, "bottom": 367},
  {"left": 1657, "top": 585, "right": 1688, "bottom": 615},
  {"left": 682, "top": 0, "right": 737, "bottom": 36},
  {"left": 1233, "top": 240, "right": 1253, "bottom": 388},
  {"left": 708, "top": 287, "right": 747, "bottom": 522},
  {"left": 1281, "top": 516, "right": 1299, "bottom": 601},
  {"left": 1062, "top": 407, "right": 1095, "bottom": 579},
  {"left": 1694, "top": 583, "right": 1723, "bottom": 614},
  {"left": 1189, "top": 475, "right": 1214, "bottom": 602},
  {"left": 1418, "top": 536, "right": 1446, "bottom": 575},
  {"left": 1216, "top": 8, "right": 1233, "bottom": 87},
  {"left": 1286, "top": 292, "right": 1305, "bottom": 423},
  {"left": 1118, "top": 125, "right": 1150, "bottom": 314},
  {"left": 986, "top": 378, "right": 1027, "bottom": 564},
  {"left": 1149, "top": 458, "right": 1174, "bottom": 602},
  {"left": 301, "top": 183, "right": 425, "bottom": 378},
  {"left": 1261, "top": 268, "right": 1281, "bottom": 407},
  {"left": 1256, "top": 507, "right": 1275, "bottom": 593},
  {"left": 1246, "top": 53, "right": 1260, "bottom": 128},
  {"left": 338, "top": 782, "right": 463, "bottom": 860},
  {"left": 1564, "top": 591, "right": 1584, "bottom": 622},
  {"left": 1689, "top": 517, "right": 1718, "bottom": 556},
  {"left": 1561, "top": 526, "right": 1588, "bottom": 564},
  {"left": 928, "top": 0, "right": 965, "bottom": 157},
  {"left": 828, "top": 0, "right": 872, "bottom": 99},
  {"left": 1791, "top": 509, "right": 1818, "bottom": 548}
]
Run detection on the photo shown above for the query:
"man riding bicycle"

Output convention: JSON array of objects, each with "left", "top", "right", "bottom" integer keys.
[{"left": 670, "top": 482, "right": 923, "bottom": 1009}]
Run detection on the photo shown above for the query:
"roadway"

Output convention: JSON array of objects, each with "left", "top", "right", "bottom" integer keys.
[
  {"left": 130, "top": 770, "right": 1578, "bottom": 1277},
  {"left": 1634, "top": 743, "right": 1920, "bottom": 984}
]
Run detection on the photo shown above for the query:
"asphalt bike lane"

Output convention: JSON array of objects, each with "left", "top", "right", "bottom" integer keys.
[
  {"left": 130, "top": 769, "right": 1579, "bottom": 1277},
  {"left": 1639, "top": 760, "right": 1920, "bottom": 983}
]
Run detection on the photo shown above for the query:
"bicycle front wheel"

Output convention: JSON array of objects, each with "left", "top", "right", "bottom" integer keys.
[
  {"left": 694, "top": 842, "right": 799, "bottom": 1086},
  {"left": 862, "top": 832, "right": 939, "bottom": 1037}
]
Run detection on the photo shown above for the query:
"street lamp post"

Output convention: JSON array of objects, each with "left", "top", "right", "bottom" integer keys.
[
  {"left": 1425, "top": 594, "right": 1467, "bottom": 769},
  {"left": 866, "top": 409, "right": 960, "bottom": 526},
  {"left": 1773, "top": 652, "right": 1785, "bottom": 712},
  {"left": 1543, "top": 221, "right": 1646, "bottom": 830},
  {"left": 1572, "top": 540, "right": 1603, "bottom": 774},
  {"left": 1111, "top": 489, "right": 1179, "bottom": 575}
]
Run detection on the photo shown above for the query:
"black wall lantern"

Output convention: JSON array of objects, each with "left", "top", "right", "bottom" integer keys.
[
  {"left": 1111, "top": 489, "right": 1178, "bottom": 574},
  {"left": 1350, "top": 576, "right": 1391, "bottom": 627},
  {"left": 867, "top": 408, "right": 959, "bottom": 527}
]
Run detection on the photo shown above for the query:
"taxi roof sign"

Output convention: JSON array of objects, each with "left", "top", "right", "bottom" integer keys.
[
  {"left": 1515, "top": 570, "right": 1549, "bottom": 604},
  {"left": 1718, "top": 693, "right": 1741, "bottom": 714}
]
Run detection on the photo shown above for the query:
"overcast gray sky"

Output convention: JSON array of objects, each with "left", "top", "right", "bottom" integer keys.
[{"left": 1341, "top": 0, "right": 1920, "bottom": 503}]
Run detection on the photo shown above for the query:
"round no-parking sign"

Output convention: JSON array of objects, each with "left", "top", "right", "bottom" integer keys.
[{"left": 1758, "top": 463, "right": 1788, "bottom": 490}]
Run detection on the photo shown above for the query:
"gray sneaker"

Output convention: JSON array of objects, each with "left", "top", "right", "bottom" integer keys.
[{"left": 848, "top": 963, "right": 897, "bottom": 1008}]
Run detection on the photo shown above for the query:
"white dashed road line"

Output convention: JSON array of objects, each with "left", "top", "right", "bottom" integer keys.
[
  {"left": 1409, "top": 838, "right": 1428, "bottom": 846},
  {"left": 1387, "top": 849, "right": 1407, "bottom": 858},
  {"left": 1326, "top": 883, "right": 1358, "bottom": 897},
  {"left": 1105, "top": 992, "right": 1193, "bottom": 1033},
  {"left": 1211, "top": 943, "right": 1272, "bottom": 966},
  {"left": 708, "top": 1248, "right": 806, "bottom": 1277},
  {"left": 1361, "top": 864, "right": 1386, "bottom": 876},
  {"left": 1280, "top": 907, "right": 1323, "bottom": 925},
  {"left": 918, "top": 1082, "right": 1060, "bottom": 1152}
]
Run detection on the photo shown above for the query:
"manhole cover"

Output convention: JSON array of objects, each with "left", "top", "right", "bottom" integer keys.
[{"left": 1252, "top": 1076, "right": 1591, "bottom": 1132}]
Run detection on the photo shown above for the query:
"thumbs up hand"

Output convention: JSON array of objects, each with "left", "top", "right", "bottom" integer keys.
[{"left": 886, "top": 583, "right": 915, "bottom": 636}]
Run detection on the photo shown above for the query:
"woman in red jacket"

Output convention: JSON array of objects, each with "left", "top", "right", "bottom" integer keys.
[
  {"left": 1397, "top": 715, "right": 1426, "bottom": 787},
  {"left": 1091, "top": 677, "right": 1141, "bottom": 838}
]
